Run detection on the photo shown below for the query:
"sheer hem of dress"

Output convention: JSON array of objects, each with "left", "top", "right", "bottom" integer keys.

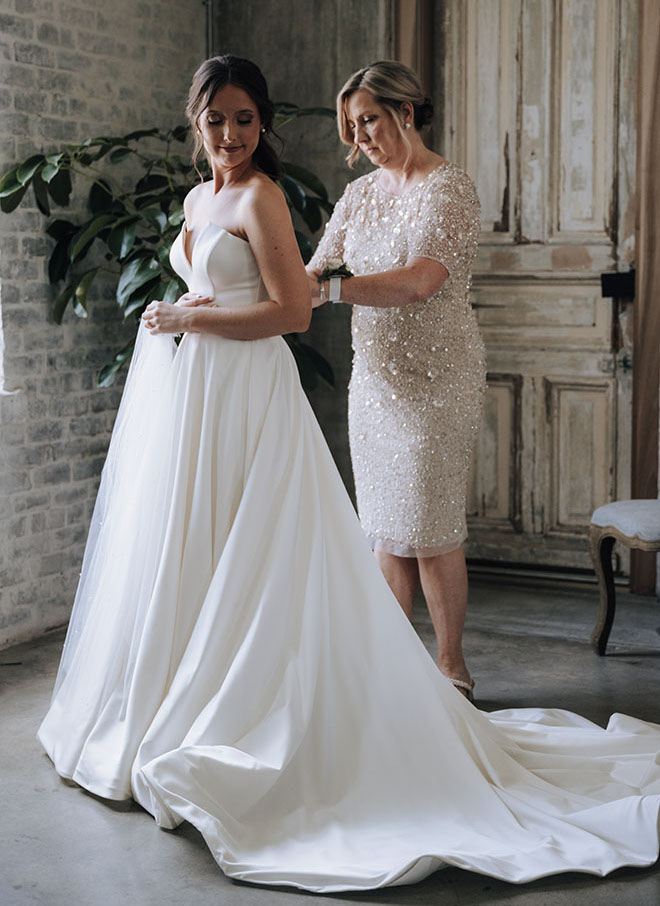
[{"left": 369, "top": 531, "right": 466, "bottom": 558}]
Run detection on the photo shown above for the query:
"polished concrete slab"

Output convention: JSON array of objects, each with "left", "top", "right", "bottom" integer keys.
[{"left": 1, "top": 577, "right": 659, "bottom": 906}]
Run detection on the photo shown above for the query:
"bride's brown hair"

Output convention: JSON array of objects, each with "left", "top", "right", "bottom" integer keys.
[{"left": 186, "top": 55, "right": 281, "bottom": 180}]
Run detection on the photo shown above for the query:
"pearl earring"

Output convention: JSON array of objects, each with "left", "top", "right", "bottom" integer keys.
[
  {"left": 261, "top": 127, "right": 266, "bottom": 133},
  {"left": 404, "top": 122, "right": 411, "bottom": 130}
]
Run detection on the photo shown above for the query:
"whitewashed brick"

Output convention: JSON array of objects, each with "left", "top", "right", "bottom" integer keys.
[{"left": 0, "top": 0, "right": 206, "bottom": 648}]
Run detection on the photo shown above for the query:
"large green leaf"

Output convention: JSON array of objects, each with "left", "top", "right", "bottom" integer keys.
[
  {"left": 316, "top": 197, "right": 335, "bottom": 216},
  {"left": 135, "top": 173, "right": 170, "bottom": 194},
  {"left": 46, "top": 218, "right": 77, "bottom": 240},
  {"left": 162, "top": 279, "right": 180, "bottom": 303},
  {"left": 0, "top": 166, "right": 22, "bottom": 197},
  {"left": 170, "top": 125, "right": 189, "bottom": 143},
  {"left": 170, "top": 155, "right": 196, "bottom": 175},
  {"left": 116, "top": 257, "right": 161, "bottom": 307},
  {"left": 0, "top": 183, "right": 28, "bottom": 212},
  {"left": 300, "top": 195, "right": 323, "bottom": 233},
  {"left": 285, "top": 336, "right": 335, "bottom": 392},
  {"left": 288, "top": 339, "right": 318, "bottom": 391},
  {"left": 294, "top": 229, "right": 313, "bottom": 264},
  {"left": 32, "top": 172, "right": 51, "bottom": 216},
  {"left": 48, "top": 236, "right": 72, "bottom": 283},
  {"left": 281, "top": 162, "right": 328, "bottom": 200},
  {"left": 109, "top": 147, "right": 132, "bottom": 164},
  {"left": 72, "top": 268, "right": 99, "bottom": 318},
  {"left": 52, "top": 280, "right": 76, "bottom": 324},
  {"left": 135, "top": 190, "right": 181, "bottom": 211},
  {"left": 168, "top": 205, "right": 185, "bottom": 228},
  {"left": 295, "top": 340, "right": 334, "bottom": 387},
  {"left": 47, "top": 167, "right": 72, "bottom": 206},
  {"left": 279, "top": 175, "right": 306, "bottom": 214},
  {"left": 69, "top": 214, "right": 115, "bottom": 261},
  {"left": 17, "top": 154, "right": 45, "bottom": 185},
  {"left": 122, "top": 278, "right": 160, "bottom": 318},
  {"left": 88, "top": 179, "right": 114, "bottom": 213},
  {"left": 41, "top": 153, "right": 65, "bottom": 183},
  {"left": 107, "top": 217, "right": 138, "bottom": 259},
  {"left": 97, "top": 340, "right": 135, "bottom": 387},
  {"left": 87, "top": 142, "right": 112, "bottom": 162},
  {"left": 140, "top": 208, "right": 168, "bottom": 232}
]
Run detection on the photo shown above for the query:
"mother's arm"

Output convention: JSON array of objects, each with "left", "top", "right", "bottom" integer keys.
[
  {"left": 313, "top": 257, "right": 449, "bottom": 309},
  {"left": 143, "top": 180, "right": 311, "bottom": 338}
]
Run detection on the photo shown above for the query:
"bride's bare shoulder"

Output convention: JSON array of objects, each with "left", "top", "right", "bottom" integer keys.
[{"left": 241, "top": 172, "right": 288, "bottom": 216}]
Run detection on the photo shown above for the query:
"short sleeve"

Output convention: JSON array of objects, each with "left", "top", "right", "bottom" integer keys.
[
  {"left": 308, "top": 183, "right": 352, "bottom": 271},
  {"left": 407, "top": 171, "right": 480, "bottom": 276}
]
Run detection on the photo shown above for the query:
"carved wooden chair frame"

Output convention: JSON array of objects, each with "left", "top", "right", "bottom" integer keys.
[{"left": 589, "top": 524, "right": 660, "bottom": 655}]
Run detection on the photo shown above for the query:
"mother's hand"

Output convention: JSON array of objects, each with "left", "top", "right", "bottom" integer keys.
[{"left": 306, "top": 269, "right": 326, "bottom": 309}]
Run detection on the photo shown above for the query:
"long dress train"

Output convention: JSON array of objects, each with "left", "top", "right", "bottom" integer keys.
[{"left": 38, "top": 223, "right": 660, "bottom": 892}]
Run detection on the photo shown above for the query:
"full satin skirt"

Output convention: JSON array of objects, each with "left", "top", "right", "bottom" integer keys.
[{"left": 38, "top": 325, "right": 660, "bottom": 892}]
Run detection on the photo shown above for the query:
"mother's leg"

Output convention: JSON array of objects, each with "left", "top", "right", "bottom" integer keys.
[
  {"left": 374, "top": 551, "right": 419, "bottom": 621},
  {"left": 417, "top": 548, "right": 471, "bottom": 688}
]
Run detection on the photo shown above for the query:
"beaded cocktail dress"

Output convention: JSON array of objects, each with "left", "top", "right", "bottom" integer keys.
[
  {"left": 38, "top": 221, "right": 660, "bottom": 892},
  {"left": 310, "top": 162, "right": 486, "bottom": 555}
]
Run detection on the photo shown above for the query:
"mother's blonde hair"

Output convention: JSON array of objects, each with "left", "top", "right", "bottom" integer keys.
[{"left": 337, "top": 60, "right": 433, "bottom": 167}]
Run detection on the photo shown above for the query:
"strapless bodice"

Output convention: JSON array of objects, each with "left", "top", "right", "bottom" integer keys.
[{"left": 169, "top": 222, "right": 264, "bottom": 307}]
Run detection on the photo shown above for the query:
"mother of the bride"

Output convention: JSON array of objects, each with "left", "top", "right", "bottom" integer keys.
[{"left": 308, "top": 60, "right": 486, "bottom": 699}]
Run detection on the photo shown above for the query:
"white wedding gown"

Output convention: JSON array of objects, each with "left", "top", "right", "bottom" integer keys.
[{"left": 38, "top": 223, "right": 660, "bottom": 893}]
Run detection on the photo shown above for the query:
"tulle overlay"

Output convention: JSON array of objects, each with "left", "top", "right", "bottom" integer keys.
[{"left": 38, "top": 227, "right": 660, "bottom": 892}]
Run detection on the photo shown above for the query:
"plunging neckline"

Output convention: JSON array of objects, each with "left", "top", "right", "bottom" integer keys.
[{"left": 182, "top": 221, "right": 249, "bottom": 269}]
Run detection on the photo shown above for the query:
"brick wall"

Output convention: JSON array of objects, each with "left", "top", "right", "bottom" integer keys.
[{"left": 0, "top": 0, "right": 205, "bottom": 648}]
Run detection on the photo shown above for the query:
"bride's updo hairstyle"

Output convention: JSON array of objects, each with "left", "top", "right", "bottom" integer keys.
[
  {"left": 337, "top": 60, "right": 434, "bottom": 168},
  {"left": 186, "top": 54, "right": 280, "bottom": 179}
]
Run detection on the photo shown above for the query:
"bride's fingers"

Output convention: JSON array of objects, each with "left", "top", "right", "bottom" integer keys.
[
  {"left": 142, "top": 300, "right": 162, "bottom": 317},
  {"left": 142, "top": 301, "right": 165, "bottom": 330},
  {"left": 175, "top": 292, "right": 213, "bottom": 307}
]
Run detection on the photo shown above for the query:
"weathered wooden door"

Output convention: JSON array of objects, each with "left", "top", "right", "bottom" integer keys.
[{"left": 434, "top": 0, "right": 637, "bottom": 572}]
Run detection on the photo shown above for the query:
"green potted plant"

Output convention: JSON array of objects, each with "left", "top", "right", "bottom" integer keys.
[{"left": 0, "top": 104, "right": 335, "bottom": 391}]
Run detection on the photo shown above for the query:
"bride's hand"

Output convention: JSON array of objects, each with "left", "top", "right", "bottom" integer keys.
[
  {"left": 142, "top": 300, "right": 191, "bottom": 334},
  {"left": 174, "top": 292, "right": 214, "bottom": 308}
]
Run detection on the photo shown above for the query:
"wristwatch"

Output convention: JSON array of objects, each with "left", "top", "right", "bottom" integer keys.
[{"left": 329, "top": 276, "right": 342, "bottom": 303}]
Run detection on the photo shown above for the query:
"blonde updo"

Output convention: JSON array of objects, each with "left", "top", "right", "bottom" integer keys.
[{"left": 337, "top": 60, "right": 433, "bottom": 167}]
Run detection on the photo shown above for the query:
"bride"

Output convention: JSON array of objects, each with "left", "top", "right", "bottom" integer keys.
[{"left": 38, "top": 55, "right": 660, "bottom": 893}]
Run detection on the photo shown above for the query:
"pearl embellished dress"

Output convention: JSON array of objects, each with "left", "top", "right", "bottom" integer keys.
[{"left": 310, "top": 162, "right": 486, "bottom": 557}]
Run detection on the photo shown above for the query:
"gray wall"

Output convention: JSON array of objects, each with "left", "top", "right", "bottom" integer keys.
[
  {"left": 215, "top": 0, "right": 393, "bottom": 491},
  {"left": 0, "top": 0, "right": 206, "bottom": 648}
]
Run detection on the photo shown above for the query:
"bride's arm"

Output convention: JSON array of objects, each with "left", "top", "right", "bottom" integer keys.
[{"left": 142, "top": 181, "right": 311, "bottom": 339}]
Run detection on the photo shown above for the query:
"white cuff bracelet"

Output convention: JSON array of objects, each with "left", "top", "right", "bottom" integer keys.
[{"left": 329, "top": 276, "right": 342, "bottom": 303}]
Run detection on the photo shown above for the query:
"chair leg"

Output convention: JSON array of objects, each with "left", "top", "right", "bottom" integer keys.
[{"left": 589, "top": 529, "right": 617, "bottom": 655}]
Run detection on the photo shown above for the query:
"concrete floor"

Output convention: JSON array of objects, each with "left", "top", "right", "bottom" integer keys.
[{"left": 1, "top": 576, "right": 659, "bottom": 906}]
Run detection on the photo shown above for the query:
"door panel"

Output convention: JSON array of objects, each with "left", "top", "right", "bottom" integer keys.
[
  {"left": 467, "top": 374, "right": 522, "bottom": 531},
  {"left": 436, "top": 0, "right": 636, "bottom": 571},
  {"left": 545, "top": 377, "right": 616, "bottom": 531}
]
